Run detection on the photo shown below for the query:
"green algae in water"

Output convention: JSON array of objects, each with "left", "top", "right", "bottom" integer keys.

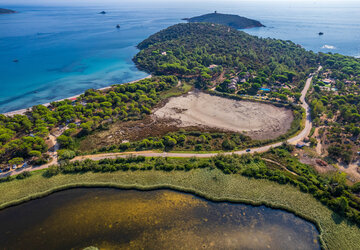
[{"left": 0, "top": 188, "right": 320, "bottom": 249}]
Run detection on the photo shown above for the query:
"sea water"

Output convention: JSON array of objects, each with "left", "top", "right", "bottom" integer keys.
[{"left": 0, "top": 1, "right": 359, "bottom": 113}]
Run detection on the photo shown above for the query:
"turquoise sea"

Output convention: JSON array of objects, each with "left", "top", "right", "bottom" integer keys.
[{"left": 0, "top": 1, "right": 359, "bottom": 113}]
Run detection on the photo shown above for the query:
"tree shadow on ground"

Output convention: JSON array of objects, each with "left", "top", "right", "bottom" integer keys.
[{"left": 331, "top": 211, "right": 345, "bottom": 225}]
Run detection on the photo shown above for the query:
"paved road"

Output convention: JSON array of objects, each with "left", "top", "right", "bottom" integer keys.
[
  {"left": 1, "top": 67, "right": 321, "bottom": 178},
  {"left": 287, "top": 66, "right": 322, "bottom": 145}
]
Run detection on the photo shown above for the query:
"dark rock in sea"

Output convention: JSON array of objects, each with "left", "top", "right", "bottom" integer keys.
[
  {"left": 116, "top": 24, "right": 120, "bottom": 29},
  {"left": 183, "top": 12, "right": 265, "bottom": 29},
  {"left": 0, "top": 8, "right": 16, "bottom": 14},
  {"left": 99, "top": 11, "right": 106, "bottom": 14},
  {"left": 319, "top": 32, "right": 324, "bottom": 36}
]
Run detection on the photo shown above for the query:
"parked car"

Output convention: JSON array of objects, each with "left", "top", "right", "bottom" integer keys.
[
  {"left": 246, "top": 149, "right": 251, "bottom": 152},
  {"left": 4, "top": 167, "right": 10, "bottom": 172}
]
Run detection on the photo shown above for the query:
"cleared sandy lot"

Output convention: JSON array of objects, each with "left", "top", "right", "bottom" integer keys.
[{"left": 154, "top": 92, "right": 294, "bottom": 140}]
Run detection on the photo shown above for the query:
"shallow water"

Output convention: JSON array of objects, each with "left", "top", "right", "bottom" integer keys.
[
  {"left": 0, "top": 188, "right": 320, "bottom": 250},
  {"left": 1, "top": 1, "right": 359, "bottom": 112}
]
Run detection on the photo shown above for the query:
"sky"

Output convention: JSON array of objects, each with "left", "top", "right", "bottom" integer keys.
[{"left": 0, "top": 0, "right": 358, "bottom": 6}]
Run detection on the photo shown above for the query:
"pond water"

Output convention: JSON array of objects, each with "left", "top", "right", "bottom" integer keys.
[{"left": 0, "top": 188, "right": 320, "bottom": 250}]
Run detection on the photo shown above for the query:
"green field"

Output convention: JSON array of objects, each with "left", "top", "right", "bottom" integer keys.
[{"left": 0, "top": 168, "right": 359, "bottom": 249}]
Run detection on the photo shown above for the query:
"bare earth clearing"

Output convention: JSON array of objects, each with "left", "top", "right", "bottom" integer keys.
[{"left": 154, "top": 91, "right": 294, "bottom": 140}]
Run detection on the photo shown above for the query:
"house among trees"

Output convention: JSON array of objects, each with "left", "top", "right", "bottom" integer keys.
[
  {"left": 208, "top": 64, "right": 218, "bottom": 70},
  {"left": 322, "top": 78, "right": 334, "bottom": 85},
  {"left": 228, "top": 77, "right": 239, "bottom": 90}
]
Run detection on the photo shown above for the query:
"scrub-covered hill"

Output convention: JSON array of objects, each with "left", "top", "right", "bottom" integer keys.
[
  {"left": 183, "top": 12, "right": 265, "bottom": 29},
  {"left": 134, "top": 23, "right": 318, "bottom": 91}
]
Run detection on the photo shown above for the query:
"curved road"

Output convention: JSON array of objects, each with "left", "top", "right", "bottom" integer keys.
[{"left": 1, "top": 67, "right": 321, "bottom": 177}]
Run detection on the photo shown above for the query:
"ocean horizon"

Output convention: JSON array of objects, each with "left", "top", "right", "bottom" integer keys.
[{"left": 1, "top": 1, "right": 359, "bottom": 113}]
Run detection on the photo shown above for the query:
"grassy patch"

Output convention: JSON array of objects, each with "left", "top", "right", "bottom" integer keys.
[{"left": 160, "top": 81, "right": 193, "bottom": 100}]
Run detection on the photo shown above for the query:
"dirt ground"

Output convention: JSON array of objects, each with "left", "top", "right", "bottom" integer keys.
[
  {"left": 153, "top": 91, "right": 294, "bottom": 140},
  {"left": 298, "top": 148, "right": 360, "bottom": 183},
  {"left": 313, "top": 127, "right": 325, "bottom": 156},
  {"left": 298, "top": 151, "right": 337, "bottom": 174},
  {"left": 338, "top": 160, "right": 360, "bottom": 183},
  {"left": 78, "top": 91, "right": 294, "bottom": 152}
]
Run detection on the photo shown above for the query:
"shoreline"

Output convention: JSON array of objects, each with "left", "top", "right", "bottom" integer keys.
[{"left": 1, "top": 75, "right": 151, "bottom": 117}]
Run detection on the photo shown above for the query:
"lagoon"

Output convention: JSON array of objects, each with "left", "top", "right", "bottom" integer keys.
[{"left": 0, "top": 188, "right": 320, "bottom": 249}]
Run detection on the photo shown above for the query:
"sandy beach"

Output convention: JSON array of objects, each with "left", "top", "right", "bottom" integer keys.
[{"left": 1, "top": 75, "right": 151, "bottom": 117}]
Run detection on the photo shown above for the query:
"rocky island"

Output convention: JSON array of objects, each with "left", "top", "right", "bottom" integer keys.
[
  {"left": 0, "top": 8, "right": 15, "bottom": 14},
  {"left": 183, "top": 11, "right": 265, "bottom": 29}
]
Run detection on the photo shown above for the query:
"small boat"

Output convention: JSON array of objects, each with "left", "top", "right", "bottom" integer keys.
[
  {"left": 116, "top": 24, "right": 120, "bottom": 29},
  {"left": 99, "top": 11, "right": 106, "bottom": 14},
  {"left": 13, "top": 59, "right": 19, "bottom": 63},
  {"left": 318, "top": 32, "right": 324, "bottom": 36}
]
